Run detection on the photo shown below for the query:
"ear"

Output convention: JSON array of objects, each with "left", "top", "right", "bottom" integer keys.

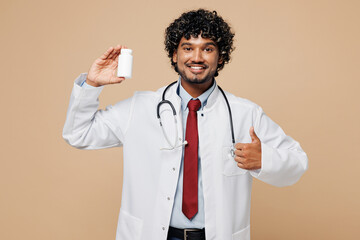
[
  {"left": 218, "top": 55, "right": 223, "bottom": 65},
  {"left": 172, "top": 50, "right": 177, "bottom": 63}
]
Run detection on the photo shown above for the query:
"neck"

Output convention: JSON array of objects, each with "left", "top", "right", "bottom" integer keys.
[{"left": 180, "top": 78, "right": 214, "bottom": 98}]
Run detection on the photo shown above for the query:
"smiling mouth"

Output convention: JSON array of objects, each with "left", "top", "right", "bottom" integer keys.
[
  {"left": 186, "top": 64, "right": 207, "bottom": 72},
  {"left": 190, "top": 66, "right": 204, "bottom": 70}
]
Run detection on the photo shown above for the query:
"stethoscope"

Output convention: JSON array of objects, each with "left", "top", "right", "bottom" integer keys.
[{"left": 156, "top": 81, "right": 236, "bottom": 157}]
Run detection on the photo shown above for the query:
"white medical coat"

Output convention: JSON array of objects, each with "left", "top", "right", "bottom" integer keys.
[{"left": 63, "top": 73, "right": 308, "bottom": 240}]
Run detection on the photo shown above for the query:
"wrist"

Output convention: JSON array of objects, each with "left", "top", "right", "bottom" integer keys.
[{"left": 86, "top": 78, "right": 101, "bottom": 87}]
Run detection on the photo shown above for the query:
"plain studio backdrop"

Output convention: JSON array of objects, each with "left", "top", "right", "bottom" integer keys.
[{"left": 1, "top": 0, "right": 359, "bottom": 239}]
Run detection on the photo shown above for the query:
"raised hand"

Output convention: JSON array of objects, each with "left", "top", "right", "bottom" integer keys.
[
  {"left": 234, "top": 126, "right": 262, "bottom": 170},
  {"left": 86, "top": 45, "right": 126, "bottom": 87}
]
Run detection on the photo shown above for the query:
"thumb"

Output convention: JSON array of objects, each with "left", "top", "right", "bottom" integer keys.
[{"left": 250, "top": 126, "right": 260, "bottom": 142}]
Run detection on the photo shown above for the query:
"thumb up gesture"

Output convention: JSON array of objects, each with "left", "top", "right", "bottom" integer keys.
[
  {"left": 234, "top": 127, "right": 262, "bottom": 170},
  {"left": 86, "top": 45, "right": 127, "bottom": 87}
]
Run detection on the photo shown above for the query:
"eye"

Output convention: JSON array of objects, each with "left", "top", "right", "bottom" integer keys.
[
  {"left": 204, "top": 47, "right": 214, "bottom": 52},
  {"left": 183, "top": 47, "right": 192, "bottom": 51}
]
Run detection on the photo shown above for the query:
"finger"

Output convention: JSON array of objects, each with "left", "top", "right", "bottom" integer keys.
[
  {"left": 236, "top": 147, "right": 255, "bottom": 159},
  {"left": 111, "top": 45, "right": 122, "bottom": 60},
  {"left": 111, "top": 45, "right": 124, "bottom": 60},
  {"left": 237, "top": 162, "right": 246, "bottom": 169},
  {"left": 119, "top": 46, "right": 127, "bottom": 56},
  {"left": 108, "top": 46, "right": 119, "bottom": 59},
  {"left": 100, "top": 47, "right": 114, "bottom": 60},
  {"left": 234, "top": 149, "right": 244, "bottom": 158},
  {"left": 250, "top": 126, "right": 260, "bottom": 143},
  {"left": 238, "top": 161, "right": 258, "bottom": 170},
  {"left": 109, "top": 77, "right": 125, "bottom": 84},
  {"left": 235, "top": 142, "right": 246, "bottom": 150},
  {"left": 235, "top": 157, "right": 257, "bottom": 170},
  {"left": 234, "top": 155, "right": 246, "bottom": 163}
]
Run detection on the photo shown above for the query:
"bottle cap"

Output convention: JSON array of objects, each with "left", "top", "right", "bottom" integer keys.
[{"left": 121, "top": 49, "right": 133, "bottom": 55}]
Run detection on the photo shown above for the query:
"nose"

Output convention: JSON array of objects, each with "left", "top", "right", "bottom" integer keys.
[{"left": 192, "top": 49, "right": 204, "bottom": 63}]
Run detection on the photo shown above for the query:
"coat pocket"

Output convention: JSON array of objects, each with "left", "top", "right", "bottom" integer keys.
[
  {"left": 232, "top": 225, "right": 250, "bottom": 240},
  {"left": 116, "top": 208, "right": 143, "bottom": 240},
  {"left": 222, "top": 146, "right": 248, "bottom": 176}
]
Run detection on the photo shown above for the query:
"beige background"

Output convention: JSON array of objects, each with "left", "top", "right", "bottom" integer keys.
[{"left": 1, "top": 0, "right": 359, "bottom": 239}]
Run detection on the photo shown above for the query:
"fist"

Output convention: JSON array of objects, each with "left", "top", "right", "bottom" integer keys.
[{"left": 234, "top": 126, "right": 262, "bottom": 170}]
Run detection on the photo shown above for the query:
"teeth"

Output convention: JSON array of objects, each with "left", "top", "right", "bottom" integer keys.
[{"left": 191, "top": 66, "right": 203, "bottom": 70}]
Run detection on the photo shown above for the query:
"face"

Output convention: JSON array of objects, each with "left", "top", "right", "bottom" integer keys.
[{"left": 173, "top": 36, "right": 223, "bottom": 86}]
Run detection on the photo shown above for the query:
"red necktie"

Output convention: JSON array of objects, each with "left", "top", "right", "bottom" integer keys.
[{"left": 182, "top": 99, "right": 201, "bottom": 220}]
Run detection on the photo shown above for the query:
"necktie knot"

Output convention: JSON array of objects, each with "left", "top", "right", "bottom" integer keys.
[{"left": 188, "top": 99, "right": 201, "bottom": 112}]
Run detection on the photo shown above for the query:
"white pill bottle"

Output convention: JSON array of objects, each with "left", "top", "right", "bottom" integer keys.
[{"left": 117, "top": 49, "right": 133, "bottom": 79}]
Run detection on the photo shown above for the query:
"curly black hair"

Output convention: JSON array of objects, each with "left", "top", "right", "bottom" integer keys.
[{"left": 165, "top": 9, "right": 235, "bottom": 77}]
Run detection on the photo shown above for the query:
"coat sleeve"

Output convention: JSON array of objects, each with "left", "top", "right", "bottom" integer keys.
[
  {"left": 249, "top": 106, "right": 308, "bottom": 187},
  {"left": 62, "top": 73, "right": 133, "bottom": 149}
]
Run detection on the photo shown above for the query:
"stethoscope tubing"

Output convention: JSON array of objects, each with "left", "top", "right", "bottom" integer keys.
[{"left": 157, "top": 81, "right": 235, "bottom": 155}]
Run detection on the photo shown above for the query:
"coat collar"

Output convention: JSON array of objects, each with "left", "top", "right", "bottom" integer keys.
[{"left": 163, "top": 79, "right": 221, "bottom": 112}]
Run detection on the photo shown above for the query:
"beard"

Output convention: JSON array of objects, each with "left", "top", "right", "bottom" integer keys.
[{"left": 176, "top": 63, "right": 216, "bottom": 85}]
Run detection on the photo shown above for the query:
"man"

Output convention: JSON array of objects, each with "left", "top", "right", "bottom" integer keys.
[{"left": 63, "top": 9, "right": 308, "bottom": 240}]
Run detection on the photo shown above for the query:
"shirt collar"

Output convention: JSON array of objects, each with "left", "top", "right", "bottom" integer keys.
[{"left": 177, "top": 77, "right": 216, "bottom": 111}]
